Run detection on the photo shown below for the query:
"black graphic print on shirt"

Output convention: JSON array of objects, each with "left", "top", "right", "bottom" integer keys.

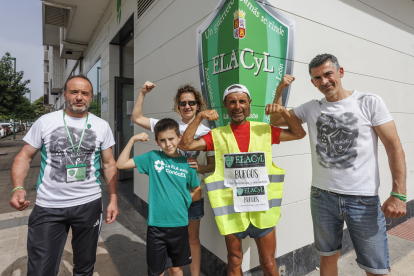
[
  {"left": 316, "top": 113, "right": 359, "bottom": 169},
  {"left": 178, "top": 148, "right": 200, "bottom": 159},
  {"left": 49, "top": 126, "right": 97, "bottom": 182}
]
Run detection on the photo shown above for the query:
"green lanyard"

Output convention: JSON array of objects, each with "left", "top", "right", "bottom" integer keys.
[{"left": 63, "top": 110, "right": 88, "bottom": 157}]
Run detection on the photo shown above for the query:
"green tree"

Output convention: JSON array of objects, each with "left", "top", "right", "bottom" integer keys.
[
  {"left": 89, "top": 95, "right": 101, "bottom": 117},
  {"left": 15, "top": 96, "right": 35, "bottom": 121},
  {"left": 0, "top": 52, "right": 31, "bottom": 117},
  {"left": 0, "top": 97, "right": 34, "bottom": 121},
  {"left": 33, "top": 96, "right": 47, "bottom": 117}
]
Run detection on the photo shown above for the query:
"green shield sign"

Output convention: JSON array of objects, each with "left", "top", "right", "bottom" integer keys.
[{"left": 197, "top": 0, "right": 295, "bottom": 128}]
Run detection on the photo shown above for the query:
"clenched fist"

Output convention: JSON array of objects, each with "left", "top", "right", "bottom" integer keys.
[
  {"left": 276, "top": 75, "right": 295, "bottom": 92},
  {"left": 381, "top": 196, "right": 407, "bottom": 218},
  {"left": 140, "top": 81, "right": 156, "bottom": 94},
  {"left": 199, "top": 110, "right": 219, "bottom": 121},
  {"left": 132, "top": 132, "right": 150, "bottom": 142},
  {"left": 10, "top": 189, "right": 30, "bottom": 211},
  {"left": 265, "top": 103, "right": 287, "bottom": 115}
]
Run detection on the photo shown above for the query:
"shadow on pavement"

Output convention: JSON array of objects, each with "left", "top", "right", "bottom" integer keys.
[
  {"left": 1, "top": 239, "right": 121, "bottom": 276},
  {"left": 102, "top": 234, "right": 147, "bottom": 275}
]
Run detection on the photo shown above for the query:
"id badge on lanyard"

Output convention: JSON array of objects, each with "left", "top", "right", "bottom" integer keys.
[
  {"left": 66, "top": 164, "right": 87, "bottom": 182},
  {"left": 223, "top": 151, "right": 270, "bottom": 188},
  {"left": 63, "top": 110, "right": 88, "bottom": 183}
]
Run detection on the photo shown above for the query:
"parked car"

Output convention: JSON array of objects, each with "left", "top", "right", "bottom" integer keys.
[
  {"left": 1, "top": 124, "right": 10, "bottom": 136},
  {"left": 6, "top": 124, "right": 15, "bottom": 134},
  {"left": 5, "top": 124, "right": 12, "bottom": 134},
  {"left": 0, "top": 126, "right": 5, "bottom": 138},
  {"left": 0, "top": 124, "right": 10, "bottom": 136}
]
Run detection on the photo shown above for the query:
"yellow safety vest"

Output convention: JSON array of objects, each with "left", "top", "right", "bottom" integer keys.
[{"left": 205, "top": 121, "right": 285, "bottom": 236}]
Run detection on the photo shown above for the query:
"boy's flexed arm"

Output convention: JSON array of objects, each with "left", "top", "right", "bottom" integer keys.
[
  {"left": 116, "top": 133, "right": 149, "bottom": 169},
  {"left": 179, "top": 110, "right": 219, "bottom": 152}
]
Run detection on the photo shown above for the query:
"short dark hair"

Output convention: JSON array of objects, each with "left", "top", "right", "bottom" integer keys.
[
  {"left": 63, "top": 74, "right": 94, "bottom": 94},
  {"left": 154, "top": 118, "right": 180, "bottom": 140},
  {"left": 308, "top": 54, "right": 340, "bottom": 77}
]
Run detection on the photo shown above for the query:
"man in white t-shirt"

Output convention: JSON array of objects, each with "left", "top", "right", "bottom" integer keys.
[
  {"left": 269, "top": 54, "right": 406, "bottom": 276},
  {"left": 9, "top": 75, "right": 119, "bottom": 276}
]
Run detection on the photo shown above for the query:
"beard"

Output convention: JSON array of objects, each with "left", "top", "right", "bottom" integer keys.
[
  {"left": 320, "top": 82, "right": 339, "bottom": 98},
  {"left": 231, "top": 114, "right": 245, "bottom": 123},
  {"left": 65, "top": 97, "right": 91, "bottom": 113},
  {"left": 230, "top": 106, "right": 250, "bottom": 123}
]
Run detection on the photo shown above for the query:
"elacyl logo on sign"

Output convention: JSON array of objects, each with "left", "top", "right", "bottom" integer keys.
[
  {"left": 225, "top": 155, "right": 235, "bottom": 168},
  {"left": 224, "top": 152, "right": 266, "bottom": 168},
  {"left": 237, "top": 186, "right": 265, "bottom": 196},
  {"left": 197, "top": 0, "right": 295, "bottom": 128}
]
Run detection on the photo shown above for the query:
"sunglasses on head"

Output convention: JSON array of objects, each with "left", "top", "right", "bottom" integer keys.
[{"left": 178, "top": 101, "right": 197, "bottom": 107}]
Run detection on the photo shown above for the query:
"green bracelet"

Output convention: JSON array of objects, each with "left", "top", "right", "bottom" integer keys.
[
  {"left": 390, "top": 191, "right": 407, "bottom": 199},
  {"left": 391, "top": 194, "right": 407, "bottom": 202},
  {"left": 12, "top": 187, "right": 25, "bottom": 193}
]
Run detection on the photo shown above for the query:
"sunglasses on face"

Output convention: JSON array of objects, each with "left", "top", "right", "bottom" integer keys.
[{"left": 178, "top": 101, "right": 197, "bottom": 107}]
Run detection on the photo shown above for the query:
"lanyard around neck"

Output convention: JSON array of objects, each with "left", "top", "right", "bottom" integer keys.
[{"left": 63, "top": 110, "right": 88, "bottom": 156}]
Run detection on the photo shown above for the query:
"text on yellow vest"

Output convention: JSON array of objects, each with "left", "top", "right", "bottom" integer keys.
[{"left": 205, "top": 122, "right": 285, "bottom": 236}]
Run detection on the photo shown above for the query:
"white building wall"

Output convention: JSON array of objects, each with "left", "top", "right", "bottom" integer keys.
[
  {"left": 130, "top": 0, "right": 414, "bottom": 270},
  {"left": 48, "top": 47, "right": 55, "bottom": 85},
  {"left": 76, "top": 0, "right": 414, "bottom": 272},
  {"left": 43, "top": 64, "right": 49, "bottom": 95},
  {"left": 63, "top": 60, "right": 78, "bottom": 82},
  {"left": 51, "top": 47, "right": 64, "bottom": 91},
  {"left": 83, "top": 0, "right": 121, "bottom": 134},
  {"left": 43, "top": 46, "right": 50, "bottom": 104},
  {"left": 46, "top": 46, "right": 65, "bottom": 109}
]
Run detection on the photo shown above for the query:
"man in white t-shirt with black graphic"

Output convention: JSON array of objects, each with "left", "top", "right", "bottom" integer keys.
[
  {"left": 270, "top": 54, "right": 406, "bottom": 276},
  {"left": 9, "top": 75, "right": 118, "bottom": 276}
]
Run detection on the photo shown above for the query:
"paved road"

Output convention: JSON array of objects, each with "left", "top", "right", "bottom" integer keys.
[
  {"left": 0, "top": 134, "right": 201, "bottom": 276},
  {"left": 0, "top": 134, "right": 126, "bottom": 276}
]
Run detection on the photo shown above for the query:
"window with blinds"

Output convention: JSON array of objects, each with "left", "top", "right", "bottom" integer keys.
[{"left": 137, "top": 0, "right": 155, "bottom": 19}]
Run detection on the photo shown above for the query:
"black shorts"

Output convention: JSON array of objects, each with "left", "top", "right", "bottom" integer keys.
[
  {"left": 27, "top": 198, "right": 102, "bottom": 276},
  {"left": 147, "top": 225, "right": 192, "bottom": 276}
]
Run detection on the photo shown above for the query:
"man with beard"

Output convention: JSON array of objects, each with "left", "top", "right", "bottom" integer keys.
[
  {"left": 270, "top": 54, "right": 406, "bottom": 276},
  {"left": 9, "top": 75, "right": 118, "bottom": 276},
  {"left": 179, "top": 84, "right": 306, "bottom": 276}
]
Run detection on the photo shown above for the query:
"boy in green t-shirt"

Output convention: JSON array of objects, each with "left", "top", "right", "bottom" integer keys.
[{"left": 116, "top": 118, "right": 200, "bottom": 276}]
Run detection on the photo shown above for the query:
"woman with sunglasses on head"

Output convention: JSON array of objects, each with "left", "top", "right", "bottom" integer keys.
[{"left": 131, "top": 81, "right": 214, "bottom": 276}]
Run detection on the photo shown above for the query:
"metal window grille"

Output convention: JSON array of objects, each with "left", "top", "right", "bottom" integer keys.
[
  {"left": 44, "top": 5, "right": 67, "bottom": 27},
  {"left": 137, "top": 0, "right": 155, "bottom": 19}
]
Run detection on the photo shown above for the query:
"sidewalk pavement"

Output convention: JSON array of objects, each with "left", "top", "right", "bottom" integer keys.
[
  {"left": 305, "top": 230, "right": 414, "bottom": 276},
  {"left": 304, "top": 219, "right": 414, "bottom": 275},
  {"left": 0, "top": 134, "right": 199, "bottom": 276},
  {"left": 1, "top": 135, "right": 413, "bottom": 275},
  {"left": 0, "top": 135, "right": 125, "bottom": 275}
]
